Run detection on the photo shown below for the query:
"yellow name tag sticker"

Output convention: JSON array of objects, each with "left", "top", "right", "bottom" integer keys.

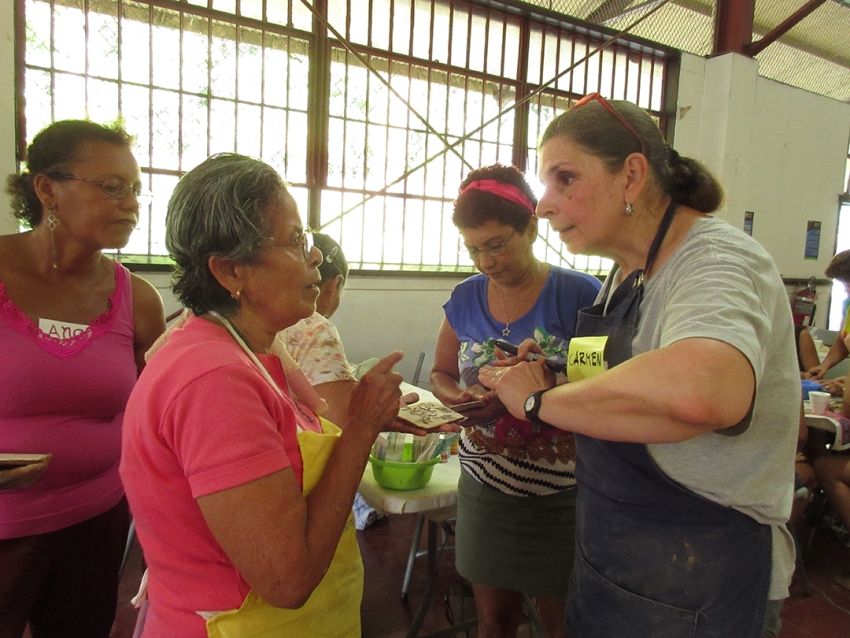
[{"left": 567, "top": 336, "right": 609, "bottom": 382}]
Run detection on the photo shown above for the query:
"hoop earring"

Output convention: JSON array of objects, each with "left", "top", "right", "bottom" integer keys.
[
  {"left": 625, "top": 202, "right": 633, "bottom": 216},
  {"left": 46, "top": 211, "right": 60, "bottom": 269}
]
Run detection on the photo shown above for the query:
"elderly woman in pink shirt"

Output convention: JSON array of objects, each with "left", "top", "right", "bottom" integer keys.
[{"left": 120, "top": 153, "right": 406, "bottom": 637}]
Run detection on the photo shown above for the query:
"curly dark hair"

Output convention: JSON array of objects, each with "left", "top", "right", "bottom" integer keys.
[
  {"left": 453, "top": 164, "right": 537, "bottom": 232},
  {"left": 826, "top": 250, "right": 850, "bottom": 284},
  {"left": 6, "top": 120, "right": 133, "bottom": 229},
  {"left": 540, "top": 100, "right": 723, "bottom": 214}
]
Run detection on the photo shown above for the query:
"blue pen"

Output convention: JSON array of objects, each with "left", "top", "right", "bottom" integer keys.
[{"left": 493, "top": 339, "right": 566, "bottom": 374}]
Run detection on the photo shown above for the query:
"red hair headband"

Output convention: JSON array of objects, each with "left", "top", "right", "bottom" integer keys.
[{"left": 459, "top": 179, "right": 535, "bottom": 216}]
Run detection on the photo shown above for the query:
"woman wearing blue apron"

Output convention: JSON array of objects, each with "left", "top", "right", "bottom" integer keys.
[{"left": 480, "top": 94, "right": 799, "bottom": 637}]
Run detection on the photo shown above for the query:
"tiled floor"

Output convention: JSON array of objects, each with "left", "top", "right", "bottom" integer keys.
[
  {"left": 778, "top": 519, "right": 850, "bottom": 638},
  {"left": 97, "top": 509, "right": 850, "bottom": 637}
]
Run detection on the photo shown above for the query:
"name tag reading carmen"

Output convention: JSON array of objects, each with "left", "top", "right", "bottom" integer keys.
[
  {"left": 567, "top": 336, "right": 609, "bottom": 382},
  {"left": 38, "top": 318, "right": 89, "bottom": 340}
]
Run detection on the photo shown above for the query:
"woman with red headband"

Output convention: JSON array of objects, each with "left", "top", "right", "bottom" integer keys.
[{"left": 430, "top": 164, "right": 600, "bottom": 637}]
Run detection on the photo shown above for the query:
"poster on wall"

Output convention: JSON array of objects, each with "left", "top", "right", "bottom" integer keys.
[
  {"left": 743, "top": 211, "right": 754, "bottom": 236},
  {"left": 805, "top": 221, "right": 821, "bottom": 260}
]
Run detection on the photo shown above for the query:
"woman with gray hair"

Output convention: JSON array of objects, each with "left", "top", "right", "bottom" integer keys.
[{"left": 120, "top": 153, "right": 404, "bottom": 637}]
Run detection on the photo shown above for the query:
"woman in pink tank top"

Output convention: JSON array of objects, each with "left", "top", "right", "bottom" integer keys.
[{"left": 0, "top": 120, "right": 165, "bottom": 638}]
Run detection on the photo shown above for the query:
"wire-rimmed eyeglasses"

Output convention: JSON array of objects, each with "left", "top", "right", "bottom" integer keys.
[
  {"left": 571, "top": 93, "right": 646, "bottom": 156},
  {"left": 47, "top": 173, "right": 144, "bottom": 200},
  {"left": 461, "top": 229, "right": 516, "bottom": 261},
  {"left": 267, "top": 229, "right": 314, "bottom": 260}
]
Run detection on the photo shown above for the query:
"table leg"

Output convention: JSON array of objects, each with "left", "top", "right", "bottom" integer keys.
[
  {"left": 402, "top": 513, "right": 426, "bottom": 600},
  {"left": 403, "top": 516, "right": 478, "bottom": 638},
  {"left": 406, "top": 519, "right": 438, "bottom": 638}
]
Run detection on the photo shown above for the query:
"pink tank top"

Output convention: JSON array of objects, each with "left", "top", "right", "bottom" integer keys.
[{"left": 0, "top": 262, "right": 137, "bottom": 538}]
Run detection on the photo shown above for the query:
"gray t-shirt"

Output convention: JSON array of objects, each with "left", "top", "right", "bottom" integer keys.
[{"left": 631, "top": 216, "right": 798, "bottom": 598}]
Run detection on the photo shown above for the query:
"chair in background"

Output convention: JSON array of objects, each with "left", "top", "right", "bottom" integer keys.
[{"left": 411, "top": 340, "right": 436, "bottom": 388}]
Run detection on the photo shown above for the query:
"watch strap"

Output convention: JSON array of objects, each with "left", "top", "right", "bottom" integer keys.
[{"left": 525, "top": 389, "right": 549, "bottom": 426}]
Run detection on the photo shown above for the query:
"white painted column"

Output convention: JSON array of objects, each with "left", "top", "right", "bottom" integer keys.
[{"left": 0, "top": 1, "right": 19, "bottom": 233}]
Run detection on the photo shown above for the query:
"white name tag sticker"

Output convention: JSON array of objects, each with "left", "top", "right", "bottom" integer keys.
[{"left": 38, "top": 318, "right": 89, "bottom": 340}]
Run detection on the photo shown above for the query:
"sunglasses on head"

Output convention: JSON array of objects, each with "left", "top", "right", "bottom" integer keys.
[{"left": 571, "top": 93, "right": 646, "bottom": 156}]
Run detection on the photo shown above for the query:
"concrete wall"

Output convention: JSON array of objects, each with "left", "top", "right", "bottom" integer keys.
[
  {"left": 0, "top": 1, "right": 17, "bottom": 233},
  {"left": 674, "top": 52, "right": 850, "bottom": 328}
]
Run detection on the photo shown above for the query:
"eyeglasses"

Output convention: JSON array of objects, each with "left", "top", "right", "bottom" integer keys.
[
  {"left": 47, "top": 173, "right": 144, "bottom": 200},
  {"left": 571, "top": 92, "right": 646, "bottom": 156},
  {"left": 461, "top": 230, "right": 516, "bottom": 260},
  {"left": 267, "top": 229, "right": 314, "bottom": 260}
]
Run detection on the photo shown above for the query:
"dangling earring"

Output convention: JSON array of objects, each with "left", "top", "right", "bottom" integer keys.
[
  {"left": 231, "top": 289, "right": 241, "bottom": 301},
  {"left": 46, "top": 210, "right": 60, "bottom": 269},
  {"left": 625, "top": 202, "right": 633, "bottom": 217}
]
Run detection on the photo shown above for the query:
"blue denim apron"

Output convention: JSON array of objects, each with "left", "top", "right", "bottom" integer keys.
[{"left": 566, "top": 201, "right": 771, "bottom": 638}]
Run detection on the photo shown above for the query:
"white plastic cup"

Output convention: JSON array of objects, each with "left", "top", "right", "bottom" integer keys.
[{"left": 809, "top": 391, "right": 831, "bottom": 415}]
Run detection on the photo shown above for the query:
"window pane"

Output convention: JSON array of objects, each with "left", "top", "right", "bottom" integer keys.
[
  {"left": 88, "top": 9, "right": 119, "bottom": 80},
  {"left": 22, "top": 0, "right": 670, "bottom": 273},
  {"left": 53, "top": 2, "right": 86, "bottom": 74}
]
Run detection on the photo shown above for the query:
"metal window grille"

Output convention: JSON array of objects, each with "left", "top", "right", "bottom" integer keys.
[
  {"left": 318, "top": 0, "right": 671, "bottom": 274},
  {"left": 17, "top": 0, "right": 674, "bottom": 274},
  {"left": 524, "top": 21, "right": 668, "bottom": 274},
  {"left": 19, "top": 0, "right": 312, "bottom": 264}
]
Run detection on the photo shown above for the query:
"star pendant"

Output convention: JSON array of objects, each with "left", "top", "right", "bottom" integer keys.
[{"left": 502, "top": 326, "right": 511, "bottom": 337}]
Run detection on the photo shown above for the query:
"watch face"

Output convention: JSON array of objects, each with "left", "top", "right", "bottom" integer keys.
[{"left": 525, "top": 394, "right": 536, "bottom": 412}]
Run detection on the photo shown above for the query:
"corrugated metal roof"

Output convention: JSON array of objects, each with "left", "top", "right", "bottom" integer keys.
[{"left": 525, "top": 0, "right": 850, "bottom": 102}]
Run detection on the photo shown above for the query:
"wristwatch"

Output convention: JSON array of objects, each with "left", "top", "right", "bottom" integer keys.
[{"left": 524, "top": 389, "right": 549, "bottom": 426}]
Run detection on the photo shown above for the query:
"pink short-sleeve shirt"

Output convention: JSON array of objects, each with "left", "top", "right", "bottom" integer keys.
[{"left": 120, "top": 315, "right": 321, "bottom": 637}]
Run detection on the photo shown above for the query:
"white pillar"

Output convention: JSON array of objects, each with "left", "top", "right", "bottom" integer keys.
[{"left": 0, "top": 1, "right": 19, "bottom": 234}]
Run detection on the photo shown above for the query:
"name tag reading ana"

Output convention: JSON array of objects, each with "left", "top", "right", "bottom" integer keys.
[{"left": 38, "top": 318, "right": 89, "bottom": 340}]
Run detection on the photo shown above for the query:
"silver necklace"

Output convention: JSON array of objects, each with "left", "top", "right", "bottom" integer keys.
[{"left": 495, "top": 261, "right": 540, "bottom": 337}]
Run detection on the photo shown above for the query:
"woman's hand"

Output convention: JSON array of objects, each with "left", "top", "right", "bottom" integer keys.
[
  {"left": 491, "top": 338, "right": 558, "bottom": 388},
  {"left": 389, "top": 392, "right": 462, "bottom": 434},
  {"left": 807, "top": 337, "right": 848, "bottom": 380},
  {"left": 806, "top": 364, "right": 829, "bottom": 380},
  {"left": 347, "top": 351, "right": 404, "bottom": 437},
  {"left": 822, "top": 376, "right": 846, "bottom": 396},
  {"left": 437, "top": 384, "right": 504, "bottom": 426},
  {"left": 478, "top": 357, "right": 553, "bottom": 420}
]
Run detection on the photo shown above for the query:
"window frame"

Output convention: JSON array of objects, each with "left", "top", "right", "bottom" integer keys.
[{"left": 14, "top": 0, "right": 680, "bottom": 275}]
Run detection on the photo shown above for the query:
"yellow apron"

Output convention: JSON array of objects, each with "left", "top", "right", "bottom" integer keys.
[{"left": 206, "top": 418, "right": 364, "bottom": 638}]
